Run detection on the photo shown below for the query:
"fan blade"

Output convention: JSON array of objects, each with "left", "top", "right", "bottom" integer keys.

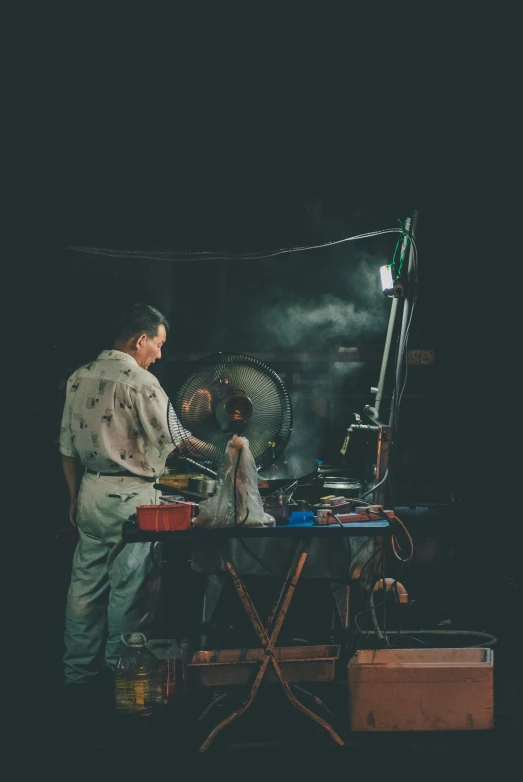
[{"left": 169, "top": 353, "right": 293, "bottom": 470}]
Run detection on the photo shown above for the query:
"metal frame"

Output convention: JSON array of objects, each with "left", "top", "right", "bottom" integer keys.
[
  {"left": 121, "top": 518, "right": 392, "bottom": 751},
  {"left": 198, "top": 538, "right": 345, "bottom": 752}
]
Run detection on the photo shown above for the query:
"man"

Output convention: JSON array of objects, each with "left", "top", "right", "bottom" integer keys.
[{"left": 59, "top": 302, "right": 187, "bottom": 710}]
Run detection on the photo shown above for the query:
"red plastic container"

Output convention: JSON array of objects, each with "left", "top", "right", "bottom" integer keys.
[{"left": 136, "top": 503, "right": 194, "bottom": 531}]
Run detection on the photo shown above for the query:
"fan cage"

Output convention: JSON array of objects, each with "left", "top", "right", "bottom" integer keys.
[{"left": 167, "top": 353, "right": 293, "bottom": 472}]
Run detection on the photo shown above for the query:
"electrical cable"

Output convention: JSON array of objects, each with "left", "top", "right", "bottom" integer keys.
[
  {"left": 351, "top": 588, "right": 387, "bottom": 655},
  {"left": 233, "top": 447, "right": 242, "bottom": 526},
  {"left": 395, "top": 218, "right": 409, "bottom": 278},
  {"left": 370, "top": 565, "right": 406, "bottom": 647},
  {"left": 389, "top": 219, "right": 404, "bottom": 280},
  {"left": 396, "top": 287, "right": 418, "bottom": 417},
  {"left": 357, "top": 525, "right": 497, "bottom": 651},
  {"left": 358, "top": 468, "right": 389, "bottom": 500},
  {"left": 365, "top": 507, "right": 414, "bottom": 563},
  {"left": 333, "top": 497, "right": 413, "bottom": 564},
  {"left": 392, "top": 256, "right": 418, "bottom": 433},
  {"left": 386, "top": 290, "right": 409, "bottom": 499},
  {"left": 66, "top": 227, "right": 418, "bottom": 263},
  {"left": 348, "top": 544, "right": 386, "bottom": 657},
  {"left": 354, "top": 582, "right": 498, "bottom": 652},
  {"left": 370, "top": 590, "right": 384, "bottom": 641},
  {"left": 327, "top": 503, "right": 413, "bottom": 650},
  {"left": 392, "top": 236, "right": 418, "bottom": 432},
  {"left": 360, "top": 629, "right": 498, "bottom": 648},
  {"left": 397, "top": 635, "right": 427, "bottom": 646},
  {"left": 390, "top": 516, "right": 414, "bottom": 562}
]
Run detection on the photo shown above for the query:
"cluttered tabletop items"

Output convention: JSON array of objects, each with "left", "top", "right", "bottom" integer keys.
[
  {"left": 158, "top": 467, "right": 392, "bottom": 519},
  {"left": 122, "top": 466, "right": 393, "bottom": 539},
  {"left": 121, "top": 462, "right": 395, "bottom": 753}
]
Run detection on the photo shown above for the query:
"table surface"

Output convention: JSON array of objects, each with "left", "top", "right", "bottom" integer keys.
[{"left": 122, "top": 518, "right": 391, "bottom": 542}]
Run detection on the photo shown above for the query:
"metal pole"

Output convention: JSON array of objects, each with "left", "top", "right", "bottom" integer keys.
[
  {"left": 374, "top": 217, "right": 412, "bottom": 416},
  {"left": 389, "top": 210, "right": 419, "bottom": 429}
]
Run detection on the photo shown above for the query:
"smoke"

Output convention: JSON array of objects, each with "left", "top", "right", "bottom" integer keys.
[
  {"left": 247, "top": 250, "right": 391, "bottom": 468},
  {"left": 247, "top": 252, "right": 390, "bottom": 352},
  {"left": 259, "top": 387, "right": 325, "bottom": 480},
  {"left": 264, "top": 360, "right": 364, "bottom": 478},
  {"left": 285, "top": 389, "right": 325, "bottom": 471},
  {"left": 258, "top": 297, "right": 379, "bottom": 350}
]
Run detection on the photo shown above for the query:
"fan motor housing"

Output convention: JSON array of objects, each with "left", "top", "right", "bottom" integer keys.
[{"left": 215, "top": 390, "right": 253, "bottom": 432}]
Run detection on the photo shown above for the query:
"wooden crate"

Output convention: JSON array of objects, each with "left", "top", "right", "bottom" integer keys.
[
  {"left": 348, "top": 648, "right": 494, "bottom": 731},
  {"left": 189, "top": 644, "right": 340, "bottom": 686}
]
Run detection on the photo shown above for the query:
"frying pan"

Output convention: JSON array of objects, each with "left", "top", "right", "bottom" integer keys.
[{"left": 257, "top": 460, "right": 319, "bottom": 498}]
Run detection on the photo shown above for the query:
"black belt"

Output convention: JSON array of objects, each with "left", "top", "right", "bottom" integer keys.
[{"left": 85, "top": 468, "right": 156, "bottom": 483}]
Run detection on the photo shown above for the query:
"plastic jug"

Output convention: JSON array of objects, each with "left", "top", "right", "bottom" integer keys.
[{"left": 114, "top": 632, "right": 164, "bottom": 716}]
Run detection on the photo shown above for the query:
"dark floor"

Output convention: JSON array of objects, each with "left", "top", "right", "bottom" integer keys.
[
  {"left": 24, "top": 643, "right": 523, "bottom": 776},
  {"left": 25, "top": 603, "right": 523, "bottom": 774},
  {"left": 18, "top": 524, "right": 523, "bottom": 773}
]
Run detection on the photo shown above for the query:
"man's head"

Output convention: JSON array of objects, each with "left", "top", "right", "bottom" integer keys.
[{"left": 113, "top": 303, "right": 170, "bottom": 370}]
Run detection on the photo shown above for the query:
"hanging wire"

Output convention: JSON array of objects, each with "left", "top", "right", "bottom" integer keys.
[{"left": 66, "top": 227, "right": 417, "bottom": 263}]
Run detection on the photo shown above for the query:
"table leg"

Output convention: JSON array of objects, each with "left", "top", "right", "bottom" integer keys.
[
  {"left": 199, "top": 540, "right": 345, "bottom": 751},
  {"left": 200, "top": 573, "right": 227, "bottom": 648}
]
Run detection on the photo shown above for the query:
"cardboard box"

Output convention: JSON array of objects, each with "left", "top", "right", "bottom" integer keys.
[{"left": 348, "top": 648, "right": 494, "bottom": 731}]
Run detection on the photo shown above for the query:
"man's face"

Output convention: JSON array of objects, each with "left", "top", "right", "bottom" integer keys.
[{"left": 138, "top": 324, "right": 167, "bottom": 370}]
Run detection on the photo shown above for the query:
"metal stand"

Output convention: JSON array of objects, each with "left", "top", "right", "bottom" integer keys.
[
  {"left": 198, "top": 538, "right": 345, "bottom": 752},
  {"left": 199, "top": 573, "right": 226, "bottom": 648},
  {"left": 358, "top": 210, "right": 419, "bottom": 506},
  {"left": 121, "top": 518, "right": 391, "bottom": 751}
]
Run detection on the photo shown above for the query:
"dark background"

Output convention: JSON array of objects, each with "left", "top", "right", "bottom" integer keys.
[
  {"left": 14, "top": 198, "right": 456, "bottom": 494},
  {"left": 10, "top": 180, "right": 511, "bottom": 634},
  {"left": 9, "top": 183, "right": 488, "bottom": 503},
  {"left": 5, "top": 13, "right": 519, "bottom": 706}
]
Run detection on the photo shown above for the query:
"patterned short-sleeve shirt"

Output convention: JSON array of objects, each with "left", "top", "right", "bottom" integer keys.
[{"left": 59, "top": 350, "right": 187, "bottom": 477}]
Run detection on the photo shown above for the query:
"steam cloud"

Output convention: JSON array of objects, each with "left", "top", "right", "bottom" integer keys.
[
  {"left": 250, "top": 251, "right": 390, "bottom": 470},
  {"left": 247, "top": 252, "right": 390, "bottom": 352}
]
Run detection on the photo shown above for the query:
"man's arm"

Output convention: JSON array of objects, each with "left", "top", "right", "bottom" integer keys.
[
  {"left": 136, "top": 383, "right": 216, "bottom": 462},
  {"left": 61, "top": 454, "right": 81, "bottom": 527}
]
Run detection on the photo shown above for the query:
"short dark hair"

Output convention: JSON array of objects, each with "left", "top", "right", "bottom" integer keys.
[{"left": 114, "top": 303, "right": 170, "bottom": 342}]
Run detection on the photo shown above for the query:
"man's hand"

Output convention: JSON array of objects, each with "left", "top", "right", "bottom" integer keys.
[
  {"left": 61, "top": 454, "right": 81, "bottom": 528},
  {"left": 69, "top": 497, "right": 78, "bottom": 528}
]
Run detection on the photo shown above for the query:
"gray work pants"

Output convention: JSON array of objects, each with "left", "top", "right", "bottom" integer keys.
[{"left": 63, "top": 472, "right": 161, "bottom": 684}]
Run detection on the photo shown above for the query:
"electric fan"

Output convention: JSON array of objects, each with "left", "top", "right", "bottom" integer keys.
[{"left": 167, "top": 352, "right": 293, "bottom": 476}]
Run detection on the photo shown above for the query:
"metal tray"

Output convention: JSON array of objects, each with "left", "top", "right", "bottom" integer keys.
[{"left": 188, "top": 644, "right": 340, "bottom": 686}]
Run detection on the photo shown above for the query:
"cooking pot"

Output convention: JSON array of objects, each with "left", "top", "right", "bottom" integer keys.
[
  {"left": 321, "top": 477, "right": 362, "bottom": 496},
  {"left": 188, "top": 476, "right": 217, "bottom": 495}
]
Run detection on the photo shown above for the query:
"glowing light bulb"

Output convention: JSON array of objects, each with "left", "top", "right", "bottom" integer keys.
[{"left": 380, "top": 265, "right": 393, "bottom": 295}]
